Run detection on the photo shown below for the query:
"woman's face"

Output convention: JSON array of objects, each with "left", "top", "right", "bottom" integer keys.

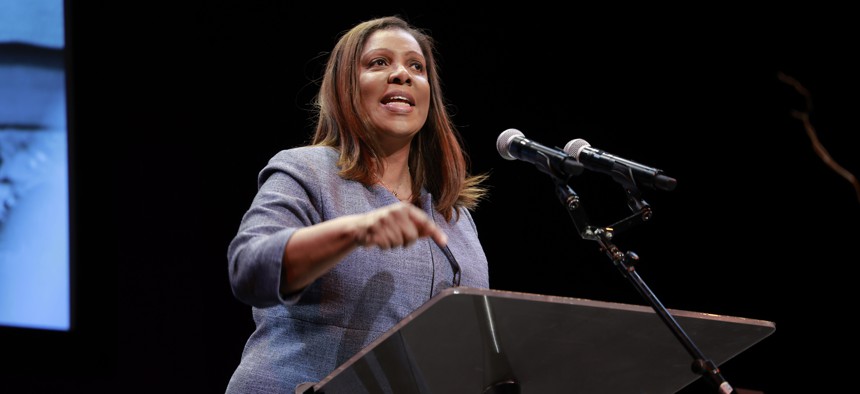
[{"left": 359, "top": 28, "right": 431, "bottom": 148}]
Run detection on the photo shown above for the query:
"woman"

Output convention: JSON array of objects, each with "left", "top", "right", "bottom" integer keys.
[{"left": 226, "top": 15, "right": 489, "bottom": 393}]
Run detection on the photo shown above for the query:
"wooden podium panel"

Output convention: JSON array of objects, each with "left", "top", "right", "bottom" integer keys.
[{"left": 308, "top": 287, "right": 774, "bottom": 394}]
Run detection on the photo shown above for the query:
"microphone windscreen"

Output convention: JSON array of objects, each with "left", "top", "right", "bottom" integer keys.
[
  {"left": 496, "top": 128, "right": 524, "bottom": 160},
  {"left": 563, "top": 138, "right": 591, "bottom": 160}
]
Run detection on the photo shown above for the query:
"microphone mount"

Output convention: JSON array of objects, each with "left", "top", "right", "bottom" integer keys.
[
  {"left": 497, "top": 128, "right": 740, "bottom": 392},
  {"left": 550, "top": 175, "right": 739, "bottom": 394},
  {"left": 497, "top": 127, "right": 743, "bottom": 392}
]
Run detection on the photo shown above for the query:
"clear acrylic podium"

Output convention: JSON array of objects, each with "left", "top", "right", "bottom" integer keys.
[{"left": 304, "top": 287, "right": 774, "bottom": 394}]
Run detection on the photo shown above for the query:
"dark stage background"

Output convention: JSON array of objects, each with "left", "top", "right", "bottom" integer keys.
[{"left": 5, "top": 2, "right": 858, "bottom": 393}]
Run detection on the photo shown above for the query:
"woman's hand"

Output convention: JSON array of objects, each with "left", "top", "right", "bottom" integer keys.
[{"left": 354, "top": 202, "right": 447, "bottom": 249}]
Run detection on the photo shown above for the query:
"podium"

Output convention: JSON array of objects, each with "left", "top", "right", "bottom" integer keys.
[{"left": 305, "top": 287, "right": 774, "bottom": 394}]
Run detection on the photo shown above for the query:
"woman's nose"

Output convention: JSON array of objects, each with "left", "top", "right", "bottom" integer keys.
[{"left": 388, "top": 64, "right": 412, "bottom": 85}]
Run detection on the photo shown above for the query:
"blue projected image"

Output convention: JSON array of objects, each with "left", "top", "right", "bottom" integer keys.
[{"left": 0, "top": 0, "right": 70, "bottom": 331}]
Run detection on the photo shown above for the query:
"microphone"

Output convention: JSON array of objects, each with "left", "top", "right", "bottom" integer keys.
[
  {"left": 496, "top": 129, "right": 584, "bottom": 179},
  {"left": 563, "top": 138, "right": 677, "bottom": 191}
]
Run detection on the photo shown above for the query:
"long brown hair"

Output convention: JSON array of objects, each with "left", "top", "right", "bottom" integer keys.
[{"left": 311, "top": 15, "right": 487, "bottom": 221}]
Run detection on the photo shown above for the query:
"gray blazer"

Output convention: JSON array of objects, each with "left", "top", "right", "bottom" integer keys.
[{"left": 226, "top": 146, "right": 489, "bottom": 393}]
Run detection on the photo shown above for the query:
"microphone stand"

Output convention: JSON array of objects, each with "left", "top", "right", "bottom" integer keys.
[{"left": 551, "top": 174, "right": 738, "bottom": 394}]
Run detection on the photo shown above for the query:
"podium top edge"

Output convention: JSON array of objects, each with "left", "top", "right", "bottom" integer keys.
[{"left": 442, "top": 287, "right": 776, "bottom": 329}]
